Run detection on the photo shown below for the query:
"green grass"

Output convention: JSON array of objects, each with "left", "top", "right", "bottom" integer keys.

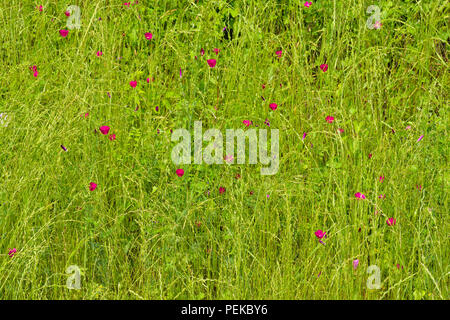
[{"left": 0, "top": 0, "right": 448, "bottom": 299}]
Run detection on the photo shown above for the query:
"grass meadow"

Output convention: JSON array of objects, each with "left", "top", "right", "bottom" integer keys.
[{"left": 0, "top": 0, "right": 448, "bottom": 299}]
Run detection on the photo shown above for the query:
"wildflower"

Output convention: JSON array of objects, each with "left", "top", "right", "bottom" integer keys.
[
  {"left": 355, "top": 192, "right": 366, "bottom": 199},
  {"left": 144, "top": 33, "right": 152, "bottom": 40},
  {"left": 386, "top": 218, "right": 396, "bottom": 226},
  {"left": 99, "top": 126, "right": 110, "bottom": 135},
  {"left": 97, "top": 51, "right": 103, "bottom": 56},
  {"left": 8, "top": 248, "right": 16, "bottom": 258},
  {"left": 89, "top": 182, "right": 97, "bottom": 191},
  {"left": 109, "top": 134, "right": 116, "bottom": 141},
  {"left": 269, "top": 103, "right": 278, "bottom": 111},
  {"left": 59, "top": 29, "right": 69, "bottom": 37},
  {"left": 304, "top": 1, "right": 312, "bottom": 7},
  {"left": 320, "top": 64, "right": 328, "bottom": 72},
  {"left": 276, "top": 50, "right": 282, "bottom": 59},
  {"left": 176, "top": 169, "right": 184, "bottom": 177},
  {"left": 207, "top": 59, "right": 217, "bottom": 68},
  {"left": 326, "top": 116, "right": 334, "bottom": 123},
  {"left": 417, "top": 135, "right": 424, "bottom": 142},
  {"left": 353, "top": 259, "right": 359, "bottom": 270},
  {"left": 60, "top": 145, "right": 67, "bottom": 151},
  {"left": 213, "top": 48, "right": 220, "bottom": 55},
  {"left": 219, "top": 187, "right": 226, "bottom": 194},
  {"left": 130, "top": 80, "right": 137, "bottom": 88},
  {"left": 200, "top": 48, "right": 205, "bottom": 56}
]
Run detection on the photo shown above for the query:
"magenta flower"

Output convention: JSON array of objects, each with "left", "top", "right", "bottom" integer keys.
[
  {"left": 38, "top": 5, "right": 43, "bottom": 11},
  {"left": 65, "top": 11, "right": 70, "bottom": 17},
  {"left": 315, "top": 230, "right": 326, "bottom": 239},
  {"left": 368, "top": 153, "right": 373, "bottom": 159},
  {"left": 59, "top": 29, "right": 69, "bottom": 37},
  {"left": 33, "top": 70, "right": 38, "bottom": 77},
  {"left": 207, "top": 59, "right": 217, "bottom": 68},
  {"left": 176, "top": 169, "right": 184, "bottom": 177},
  {"left": 379, "top": 194, "right": 385, "bottom": 199},
  {"left": 89, "top": 182, "right": 97, "bottom": 191},
  {"left": 60, "top": 145, "right": 67, "bottom": 152},
  {"left": 99, "top": 126, "right": 110, "bottom": 135},
  {"left": 8, "top": 248, "right": 16, "bottom": 258},
  {"left": 355, "top": 192, "right": 366, "bottom": 199},
  {"left": 276, "top": 50, "right": 282, "bottom": 58},
  {"left": 337, "top": 128, "right": 344, "bottom": 133},
  {"left": 302, "top": 132, "right": 307, "bottom": 140},
  {"left": 379, "top": 176, "right": 385, "bottom": 183},
  {"left": 243, "top": 120, "right": 252, "bottom": 127},
  {"left": 386, "top": 218, "right": 396, "bottom": 226},
  {"left": 269, "top": 103, "right": 278, "bottom": 111},
  {"left": 200, "top": 48, "right": 205, "bottom": 56},
  {"left": 130, "top": 80, "right": 137, "bottom": 88},
  {"left": 219, "top": 187, "right": 226, "bottom": 194},
  {"left": 145, "top": 32, "right": 153, "bottom": 40},
  {"left": 97, "top": 51, "right": 103, "bottom": 57},
  {"left": 179, "top": 68, "right": 182, "bottom": 78},
  {"left": 213, "top": 48, "right": 220, "bottom": 55},
  {"left": 353, "top": 259, "right": 359, "bottom": 270},
  {"left": 405, "top": 125, "right": 411, "bottom": 130},
  {"left": 417, "top": 135, "right": 424, "bottom": 142},
  {"left": 304, "top": 1, "right": 312, "bottom": 7},
  {"left": 326, "top": 116, "right": 334, "bottom": 123},
  {"left": 109, "top": 134, "right": 116, "bottom": 141},
  {"left": 320, "top": 64, "right": 328, "bottom": 72}
]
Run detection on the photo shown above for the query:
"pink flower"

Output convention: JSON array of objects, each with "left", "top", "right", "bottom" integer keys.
[
  {"left": 262, "top": 84, "right": 266, "bottom": 89},
  {"left": 225, "top": 155, "right": 234, "bottom": 163},
  {"left": 109, "top": 134, "right": 116, "bottom": 141},
  {"left": 200, "top": 48, "right": 205, "bottom": 56},
  {"left": 386, "top": 218, "right": 396, "bottom": 226},
  {"left": 269, "top": 103, "right": 278, "bottom": 111},
  {"left": 373, "top": 21, "right": 382, "bottom": 29},
  {"left": 417, "top": 135, "right": 424, "bottom": 142},
  {"left": 65, "top": 11, "right": 70, "bottom": 17},
  {"left": 89, "top": 182, "right": 97, "bottom": 191},
  {"left": 353, "top": 259, "right": 359, "bottom": 270},
  {"left": 8, "top": 248, "right": 16, "bottom": 258},
  {"left": 355, "top": 192, "right": 366, "bottom": 199},
  {"left": 176, "top": 169, "right": 184, "bottom": 177},
  {"left": 315, "top": 229, "right": 326, "bottom": 239},
  {"left": 83, "top": 113, "right": 89, "bottom": 118},
  {"left": 326, "top": 116, "right": 334, "bottom": 123},
  {"left": 405, "top": 125, "right": 411, "bottom": 130},
  {"left": 276, "top": 50, "right": 282, "bottom": 58},
  {"left": 207, "top": 59, "right": 217, "bottom": 68},
  {"left": 368, "top": 153, "right": 373, "bottom": 159},
  {"left": 304, "top": 1, "right": 312, "bottom": 7},
  {"left": 213, "top": 48, "right": 220, "bottom": 55},
  {"left": 379, "top": 176, "right": 385, "bottom": 183},
  {"left": 59, "top": 29, "right": 69, "bottom": 37},
  {"left": 320, "top": 64, "right": 328, "bottom": 72},
  {"left": 337, "top": 128, "right": 344, "bottom": 133},
  {"left": 99, "top": 126, "right": 110, "bottom": 135},
  {"left": 33, "top": 71, "right": 39, "bottom": 77},
  {"left": 145, "top": 32, "right": 152, "bottom": 40},
  {"left": 130, "top": 80, "right": 137, "bottom": 88},
  {"left": 179, "top": 68, "right": 182, "bottom": 78},
  {"left": 97, "top": 51, "right": 103, "bottom": 56},
  {"left": 219, "top": 187, "right": 226, "bottom": 194},
  {"left": 243, "top": 120, "right": 252, "bottom": 127},
  {"left": 38, "top": 5, "right": 43, "bottom": 11}
]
